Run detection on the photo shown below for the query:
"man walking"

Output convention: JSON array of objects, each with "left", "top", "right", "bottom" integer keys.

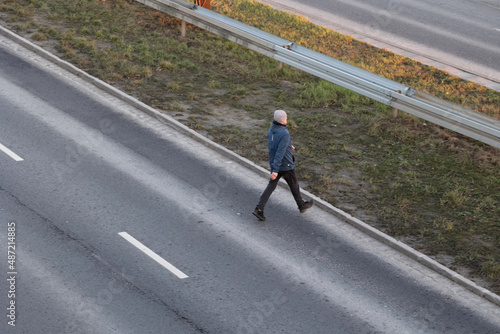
[{"left": 253, "top": 110, "right": 313, "bottom": 221}]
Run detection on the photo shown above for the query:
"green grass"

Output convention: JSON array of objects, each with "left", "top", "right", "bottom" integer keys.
[{"left": 1, "top": 0, "right": 499, "bottom": 293}]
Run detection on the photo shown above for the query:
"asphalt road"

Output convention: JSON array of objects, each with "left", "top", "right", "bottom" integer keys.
[
  {"left": 1, "top": 33, "right": 500, "bottom": 333},
  {"left": 257, "top": 0, "right": 500, "bottom": 82}
]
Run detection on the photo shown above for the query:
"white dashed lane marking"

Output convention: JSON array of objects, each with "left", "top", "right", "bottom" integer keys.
[
  {"left": 119, "top": 232, "right": 189, "bottom": 279},
  {"left": 0, "top": 142, "right": 23, "bottom": 161}
]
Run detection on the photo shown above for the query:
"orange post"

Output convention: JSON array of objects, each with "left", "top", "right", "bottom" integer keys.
[{"left": 195, "top": 0, "right": 211, "bottom": 9}]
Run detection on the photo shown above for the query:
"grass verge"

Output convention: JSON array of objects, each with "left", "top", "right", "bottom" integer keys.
[{"left": 1, "top": 0, "right": 499, "bottom": 292}]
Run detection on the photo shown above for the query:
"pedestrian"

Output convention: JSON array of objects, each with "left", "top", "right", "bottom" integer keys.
[{"left": 253, "top": 110, "right": 313, "bottom": 221}]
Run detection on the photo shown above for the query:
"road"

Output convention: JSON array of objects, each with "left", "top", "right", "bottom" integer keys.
[
  {"left": 257, "top": 0, "right": 500, "bottom": 85},
  {"left": 1, "top": 32, "right": 500, "bottom": 333}
]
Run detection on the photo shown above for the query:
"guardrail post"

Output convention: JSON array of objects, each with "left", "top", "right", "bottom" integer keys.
[
  {"left": 393, "top": 107, "right": 399, "bottom": 118},
  {"left": 278, "top": 61, "right": 283, "bottom": 70},
  {"left": 181, "top": 20, "right": 186, "bottom": 38}
]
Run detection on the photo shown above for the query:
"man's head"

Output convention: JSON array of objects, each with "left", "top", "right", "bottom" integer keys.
[{"left": 274, "top": 110, "right": 287, "bottom": 124}]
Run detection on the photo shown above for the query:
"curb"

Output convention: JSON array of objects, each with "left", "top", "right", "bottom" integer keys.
[{"left": 2, "top": 25, "right": 499, "bottom": 308}]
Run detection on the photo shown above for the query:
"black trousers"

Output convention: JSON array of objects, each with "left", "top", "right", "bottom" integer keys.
[{"left": 257, "top": 170, "right": 304, "bottom": 211}]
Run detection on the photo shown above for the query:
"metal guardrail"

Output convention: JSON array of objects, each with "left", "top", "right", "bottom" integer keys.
[{"left": 136, "top": 0, "right": 500, "bottom": 149}]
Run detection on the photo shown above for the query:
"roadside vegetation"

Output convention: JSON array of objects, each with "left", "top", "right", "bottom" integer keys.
[{"left": 1, "top": 0, "right": 499, "bottom": 292}]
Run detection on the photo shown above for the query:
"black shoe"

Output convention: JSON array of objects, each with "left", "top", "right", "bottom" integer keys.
[
  {"left": 299, "top": 200, "right": 314, "bottom": 213},
  {"left": 253, "top": 207, "right": 266, "bottom": 221}
]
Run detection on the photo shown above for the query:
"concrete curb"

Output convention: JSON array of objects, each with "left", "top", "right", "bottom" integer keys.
[{"left": 2, "top": 25, "right": 499, "bottom": 308}]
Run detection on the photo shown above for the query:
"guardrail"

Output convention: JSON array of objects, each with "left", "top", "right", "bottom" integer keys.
[{"left": 136, "top": 0, "right": 500, "bottom": 149}]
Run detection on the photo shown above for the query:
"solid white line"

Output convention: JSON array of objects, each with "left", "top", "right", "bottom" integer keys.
[
  {"left": 118, "top": 232, "right": 189, "bottom": 279},
  {"left": 0, "top": 143, "right": 23, "bottom": 161}
]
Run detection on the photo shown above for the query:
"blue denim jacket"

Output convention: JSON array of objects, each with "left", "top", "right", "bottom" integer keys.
[{"left": 268, "top": 121, "right": 295, "bottom": 173}]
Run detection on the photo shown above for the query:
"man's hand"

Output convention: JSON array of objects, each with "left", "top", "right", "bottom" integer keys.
[{"left": 270, "top": 172, "right": 278, "bottom": 180}]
